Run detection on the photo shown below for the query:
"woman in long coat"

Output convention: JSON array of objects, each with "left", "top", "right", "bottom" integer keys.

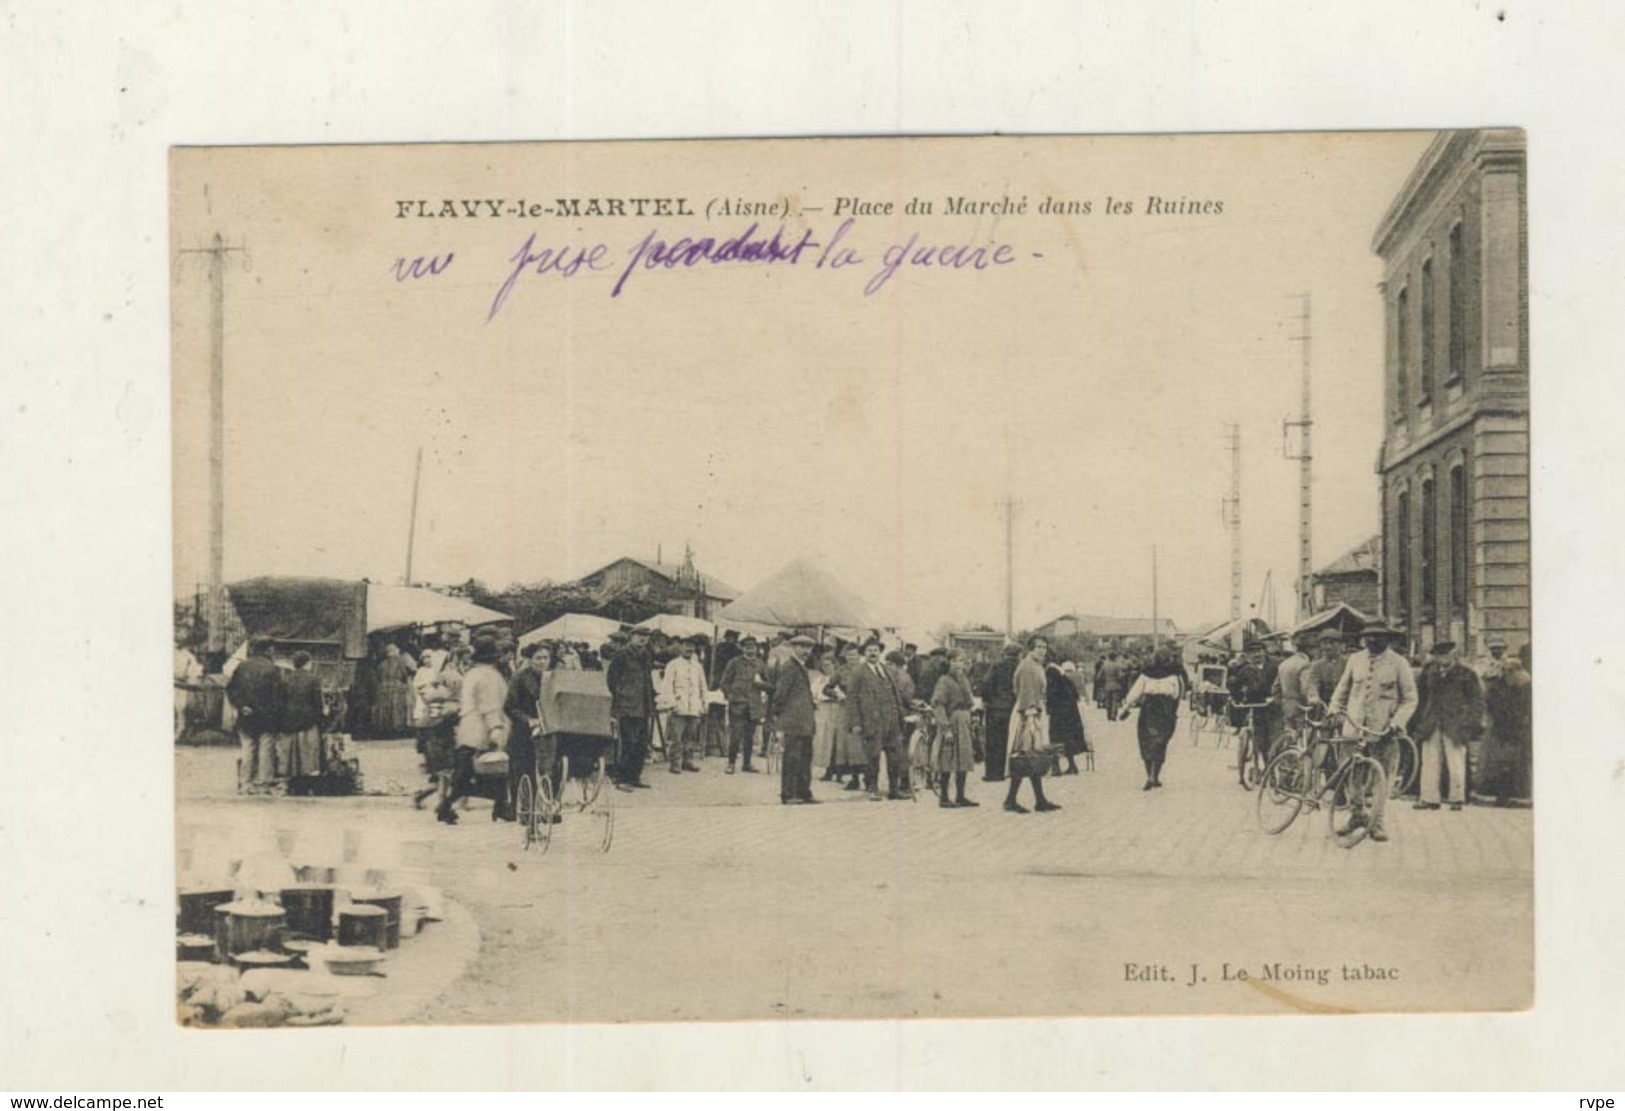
[
  {"left": 931, "top": 650, "right": 980, "bottom": 808},
  {"left": 827, "top": 643, "right": 868, "bottom": 789},
  {"left": 810, "top": 647, "right": 838, "bottom": 777},
  {"left": 1046, "top": 662, "right": 1089, "bottom": 775},
  {"left": 1118, "top": 647, "right": 1185, "bottom": 790}
]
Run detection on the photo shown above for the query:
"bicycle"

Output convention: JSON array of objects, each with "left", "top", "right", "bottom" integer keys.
[
  {"left": 1388, "top": 729, "right": 1420, "bottom": 799},
  {"left": 1187, "top": 687, "right": 1229, "bottom": 746},
  {"left": 1255, "top": 710, "right": 1396, "bottom": 848},
  {"left": 1231, "top": 700, "right": 1275, "bottom": 790}
]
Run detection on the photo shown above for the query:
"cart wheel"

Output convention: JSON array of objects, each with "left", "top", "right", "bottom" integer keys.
[
  {"left": 578, "top": 755, "right": 605, "bottom": 811},
  {"left": 515, "top": 775, "right": 536, "bottom": 850},
  {"left": 536, "top": 774, "right": 556, "bottom": 853},
  {"left": 596, "top": 799, "right": 614, "bottom": 852}
]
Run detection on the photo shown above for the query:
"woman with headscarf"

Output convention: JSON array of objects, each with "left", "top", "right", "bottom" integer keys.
[
  {"left": 372, "top": 643, "right": 417, "bottom": 737},
  {"left": 931, "top": 650, "right": 980, "bottom": 808},
  {"left": 410, "top": 639, "right": 461, "bottom": 809},
  {"left": 1117, "top": 646, "right": 1186, "bottom": 790},
  {"left": 1046, "top": 661, "right": 1089, "bottom": 775}
]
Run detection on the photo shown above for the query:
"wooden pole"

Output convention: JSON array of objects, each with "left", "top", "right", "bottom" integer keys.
[
  {"left": 1152, "top": 542, "right": 1160, "bottom": 649},
  {"left": 404, "top": 446, "right": 423, "bottom": 586},
  {"left": 178, "top": 232, "right": 245, "bottom": 652}
]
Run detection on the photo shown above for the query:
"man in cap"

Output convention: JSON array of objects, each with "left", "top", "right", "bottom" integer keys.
[
  {"left": 1226, "top": 637, "right": 1281, "bottom": 761},
  {"left": 660, "top": 637, "right": 710, "bottom": 774},
  {"left": 606, "top": 626, "right": 658, "bottom": 790},
  {"left": 719, "top": 636, "right": 767, "bottom": 773},
  {"left": 1272, "top": 629, "right": 1318, "bottom": 749},
  {"left": 1411, "top": 640, "right": 1484, "bottom": 811},
  {"left": 1303, "top": 629, "right": 1350, "bottom": 711},
  {"left": 768, "top": 635, "right": 821, "bottom": 804},
  {"left": 975, "top": 642, "right": 1022, "bottom": 782},
  {"left": 712, "top": 629, "right": 742, "bottom": 685},
  {"left": 1328, "top": 621, "right": 1418, "bottom": 840}
]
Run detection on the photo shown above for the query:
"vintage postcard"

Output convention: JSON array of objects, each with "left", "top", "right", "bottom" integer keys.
[{"left": 169, "top": 131, "right": 1531, "bottom": 1027}]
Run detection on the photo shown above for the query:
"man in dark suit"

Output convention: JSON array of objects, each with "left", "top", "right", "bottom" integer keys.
[
  {"left": 606, "top": 626, "right": 658, "bottom": 789},
  {"left": 768, "top": 635, "right": 820, "bottom": 804},
  {"left": 976, "top": 642, "right": 1022, "bottom": 782},
  {"left": 227, "top": 636, "right": 285, "bottom": 794},
  {"left": 1412, "top": 640, "right": 1484, "bottom": 811},
  {"left": 281, "top": 649, "right": 327, "bottom": 783},
  {"left": 848, "top": 638, "right": 908, "bottom": 800}
]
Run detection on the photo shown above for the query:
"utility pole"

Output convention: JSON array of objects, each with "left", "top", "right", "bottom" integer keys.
[
  {"left": 404, "top": 447, "right": 423, "bottom": 586},
  {"left": 1221, "top": 423, "right": 1243, "bottom": 647},
  {"left": 1284, "top": 293, "right": 1314, "bottom": 621},
  {"left": 180, "top": 232, "right": 247, "bottom": 651},
  {"left": 1151, "top": 542, "right": 1160, "bottom": 649},
  {"left": 999, "top": 493, "right": 1021, "bottom": 637}
]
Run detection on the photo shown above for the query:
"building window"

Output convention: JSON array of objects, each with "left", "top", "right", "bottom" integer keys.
[
  {"left": 1395, "top": 287, "right": 1410, "bottom": 416},
  {"left": 1420, "top": 476, "right": 1437, "bottom": 619},
  {"left": 1396, "top": 488, "right": 1412, "bottom": 621},
  {"left": 1447, "top": 224, "right": 1467, "bottom": 385},
  {"left": 1419, "top": 258, "right": 1435, "bottom": 405},
  {"left": 1449, "top": 463, "right": 1468, "bottom": 612}
]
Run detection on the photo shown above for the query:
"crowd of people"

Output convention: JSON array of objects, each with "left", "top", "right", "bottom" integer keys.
[
  {"left": 222, "top": 637, "right": 340, "bottom": 794},
  {"left": 379, "top": 624, "right": 1117, "bottom": 821},
  {"left": 211, "top": 612, "right": 1533, "bottom": 842},
  {"left": 1182, "top": 623, "right": 1534, "bottom": 841}
]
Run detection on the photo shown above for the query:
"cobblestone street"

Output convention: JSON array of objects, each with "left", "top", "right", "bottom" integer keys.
[{"left": 177, "top": 704, "right": 1532, "bottom": 1024}]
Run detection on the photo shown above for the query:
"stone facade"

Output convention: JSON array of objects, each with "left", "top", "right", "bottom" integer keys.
[{"left": 1372, "top": 130, "right": 1528, "bottom": 656}]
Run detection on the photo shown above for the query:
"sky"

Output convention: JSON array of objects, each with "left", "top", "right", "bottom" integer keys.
[{"left": 171, "top": 132, "right": 1434, "bottom": 633}]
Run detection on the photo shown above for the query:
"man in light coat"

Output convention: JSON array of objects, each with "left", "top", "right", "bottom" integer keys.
[
  {"left": 1329, "top": 622, "right": 1419, "bottom": 841},
  {"left": 661, "top": 638, "right": 710, "bottom": 774}
]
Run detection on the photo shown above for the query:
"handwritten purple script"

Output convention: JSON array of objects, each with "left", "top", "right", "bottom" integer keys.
[{"left": 394, "top": 219, "right": 1027, "bottom": 321}]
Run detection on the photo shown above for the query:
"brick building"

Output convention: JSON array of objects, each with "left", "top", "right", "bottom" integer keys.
[
  {"left": 1372, "top": 130, "right": 1528, "bottom": 655},
  {"left": 1310, "top": 535, "right": 1381, "bottom": 615}
]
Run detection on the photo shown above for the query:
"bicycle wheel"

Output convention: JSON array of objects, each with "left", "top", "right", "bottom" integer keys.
[
  {"left": 578, "top": 753, "right": 604, "bottom": 811},
  {"left": 1256, "top": 748, "right": 1308, "bottom": 834},
  {"left": 1236, "top": 727, "right": 1254, "bottom": 789},
  {"left": 514, "top": 774, "right": 536, "bottom": 850},
  {"left": 1329, "top": 756, "right": 1387, "bottom": 848},
  {"left": 1390, "top": 733, "right": 1419, "bottom": 798},
  {"left": 535, "top": 773, "right": 556, "bottom": 853},
  {"left": 593, "top": 759, "right": 614, "bottom": 852}
]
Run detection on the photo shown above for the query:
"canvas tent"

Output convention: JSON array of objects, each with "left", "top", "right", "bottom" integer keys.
[
  {"left": 1287, "top": 602, "right": 1372, "bottom": 640},
  {"left": 365, "top": 583, "right": 510, "bottom": 633},
  {"left": 227, "top": 577, "right": 511, "bottom": 657},
  {"left": 717, "top": 559, "right": 874, "bottom": 632},
  {"left": 637, "top": 613, "right": 717, "bottom": 640},
  {"left": 1194, "top": 616, "right": 1273, "bottom": 651},
  {"left": 519, "top": 612, "right": 625, "bottom": 648},
  {"left": 228, "top": 577, "right": 370, "bottom": 657}
]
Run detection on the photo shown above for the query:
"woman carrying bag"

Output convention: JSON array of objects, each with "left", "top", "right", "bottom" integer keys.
[{"left": 1005, "top": 637, "right": 1061, "bottom": 814}]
